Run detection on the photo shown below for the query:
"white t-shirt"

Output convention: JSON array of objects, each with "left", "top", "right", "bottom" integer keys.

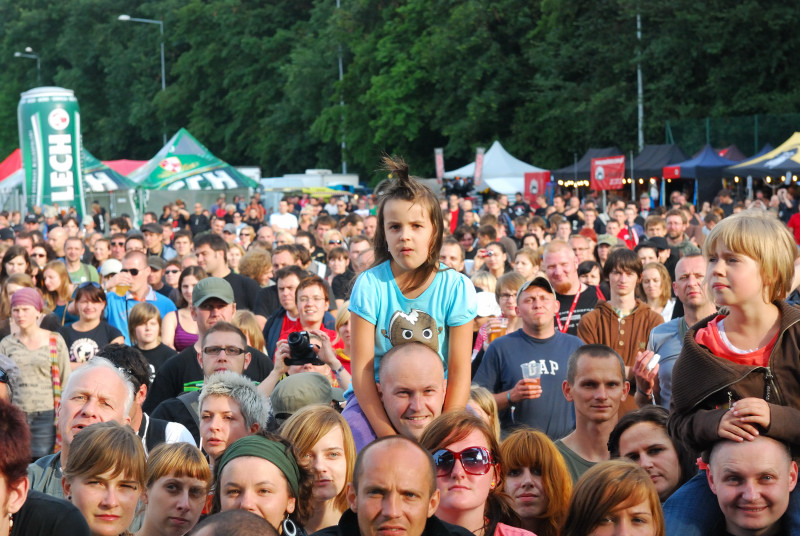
[{"left": 269, "top": 212, "right": 298, "bottom": 230}]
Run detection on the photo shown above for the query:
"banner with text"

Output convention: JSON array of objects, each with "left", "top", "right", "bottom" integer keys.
[
  {"left": 590, "top": 155, "right": 625, "bottom": 190},
  {"left": 18, "top": 87, "right": 86, "bottom": 218}
]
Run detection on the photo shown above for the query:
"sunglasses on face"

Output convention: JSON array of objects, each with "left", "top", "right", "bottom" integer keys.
[
  {"left": 0, "top": 368, "right": 8, "bottom": 384},
  {"left": 31, "top": 253, "right": 46, "bottom": 258},
  {"left": 120, "top": 268, "right": 140, "bottom": 276},
  {"left": 432, "top": 447, "right": 493, "bottom": 477},
  {"left": 203, "top": 346, "right": 246, "bottom": 356},
  {"left": 111, "top": 241, "right": 125, "bottom": 247},
  {"left": 328, "top": 239, "right": 342, "bottom": 245},
  {"left": 164, "top": 269, "right": 180, "bottom": 275}
]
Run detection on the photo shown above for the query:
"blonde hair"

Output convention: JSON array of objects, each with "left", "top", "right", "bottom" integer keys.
[
  {"left": 238, "top": 249, "right": 272, "bottom": 286},
  {"left": 63, "top": 422, "right": 146, "bottom": 488},
  {"left": 280, "top": 405, "right": 356, "bottom": 513},
  {"left": 561, "top": 460, "right": 664, "bottom": 536},
  {"left": 42, "top": 260, "right": 71, "bottom": 309},
  {"left": 335, "top": 301, "right": 351, "bottom": 333},
  {"left": 145, "top": 442, "right": 211, "bottom": 489},
  {"left": 641, "top": 262, "right": 672, "bottom": 308},
  {"left": 469, "top": 385, "right": 501, "bottom": 441},
  {"left": 500, "top": 429, "right": 572, "bottom": 536},
  {"left": 128, "top": 302, "right": 161, "bottom": 345},
  {"left": 471, "top": 271, "right": 497, "bottom": 293},
  {"left": 702, "top": 211, "right": 797, "bottom": 303},
  {"left": 232, "top": 310, "right": 265, "bottom": 353}
]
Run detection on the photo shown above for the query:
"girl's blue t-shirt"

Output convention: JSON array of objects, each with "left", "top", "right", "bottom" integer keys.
[{"left": 348, "top": 261, "right": 477, "bottom": 382}]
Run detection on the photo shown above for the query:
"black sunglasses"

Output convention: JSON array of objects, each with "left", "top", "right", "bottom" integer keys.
[
  {"left": 328, "top": 239, "right": 342, "bottom": 245},
  {"left": 164, "top": 269, "right": 180, "bottom": 274},
  {"left": 432, "top": 447, "right": 493, "bottom": 477},
  {"left": 120, "top": 268, "right": 140, "bottom": 276},
  {"left": 111, "top": 241, "right": 125, "bottom": 246}
]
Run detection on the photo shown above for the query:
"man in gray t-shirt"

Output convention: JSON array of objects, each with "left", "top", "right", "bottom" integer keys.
[{"left": 474, "top": 277, "right": 583, "bottom": 439}]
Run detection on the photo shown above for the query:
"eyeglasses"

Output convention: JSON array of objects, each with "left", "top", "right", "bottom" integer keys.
[
  {"left": 120, "top": 268, "right": 140, "bottom": 276},
  {"left": 498, "top": 293, "right": 516, "bottom": 301},
  {"left": 432, "top": 447, "right": 493, "bottom": 477},
  {"left": 31, "top": 253, "right": 47, "bottom": 258},
  {"left": 203, "top": 346, "right": 246, "bottom": 356},
  {"left": 298, "top": 296, "right": 326, "bottom": 304},
  {"left": 165, "top": 269, "right": 180, "bottom": 275},
  {"left": 328, "top": 239, "right": 342, "bottom": 245}
]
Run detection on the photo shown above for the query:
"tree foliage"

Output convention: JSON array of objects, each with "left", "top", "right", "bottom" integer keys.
[{"left": 0, "top": 0, "right": 798, "bottom": 183}]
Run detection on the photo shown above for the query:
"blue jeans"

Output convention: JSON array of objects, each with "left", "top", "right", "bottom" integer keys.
[
  {"left": 664, "top": 469, "right": 800, "bottom": 535},
  {"left": 26, "top": 409, "right": 56, "bottom": 459}
]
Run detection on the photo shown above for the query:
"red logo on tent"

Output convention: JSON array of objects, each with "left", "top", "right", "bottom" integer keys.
[{"left": 159, "top": 157, "right": 182, "bottom": 173}]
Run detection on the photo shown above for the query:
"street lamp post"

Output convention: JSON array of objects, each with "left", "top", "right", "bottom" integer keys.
[
  {"left": 118, "top": 14, "right": 167, "bottom": 145},
  {"left": 14, "top": 47, "right": 41, "bottom": 86}
]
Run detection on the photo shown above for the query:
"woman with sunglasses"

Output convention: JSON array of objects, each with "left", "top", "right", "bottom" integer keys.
[
  {"left": 420, "top": 411, "right": 531, "bottom": 536},
  {"left": 322, "top": 230, "right": 345, "bottom": 255},
  {"left": 59, "top": 283, "right": 124, "bottom": 368}
]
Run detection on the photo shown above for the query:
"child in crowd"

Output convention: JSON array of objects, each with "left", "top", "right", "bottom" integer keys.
[
  {"left": 665, "top": 212, "right": 800, "bottom": 533},
  {"left": 344, "top": 156, "right": 477, "bottom": 449},
  {"left": 129, "top": 303, "right": 176, "bottom": 380}
]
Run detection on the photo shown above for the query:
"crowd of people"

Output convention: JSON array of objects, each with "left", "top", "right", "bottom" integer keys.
[{"left": 1, "top": 162, "right": 800, "bottom": 536}]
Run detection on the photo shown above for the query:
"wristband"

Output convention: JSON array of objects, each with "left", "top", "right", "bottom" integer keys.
[
  {"left": 507, "top": 391, "right": 512, "bottom": 404},
  {"left": 333, "top": 365, "right": 344, "bottom": 376}
]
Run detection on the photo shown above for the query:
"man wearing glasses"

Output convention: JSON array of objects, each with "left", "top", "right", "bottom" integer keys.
[
  {"left": 150, "top": 320, "right": 257, "bottom": 443},
  {"left": 144, "top": 277, "right": 273, "bottom": 416},
  {"left": 109, "top": 232, "right": 127, "bottom": 260},
  {"left": 105, "top": 250, "right": 177, "bottom": 344}
]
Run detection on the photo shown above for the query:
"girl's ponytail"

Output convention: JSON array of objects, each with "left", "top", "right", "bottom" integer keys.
[{"left": 381, "top": 155, "right": 411, "bottom": 183}]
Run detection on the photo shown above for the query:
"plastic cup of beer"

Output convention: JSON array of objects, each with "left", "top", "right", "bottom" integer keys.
[
  {"left": 114, "top": 284, "right": 130, "bottom": 297},
  {"left": 487, "top": 317, "right": 509, "bottom": 343},
  {"left": 521, "top": 362, "right": 541, "bottom": 387}
]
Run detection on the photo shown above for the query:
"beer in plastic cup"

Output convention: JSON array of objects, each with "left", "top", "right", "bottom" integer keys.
[
  {"left": 521, "top": 362, "right": 541, "bottom": 387},
  {"left": 487, "top": 317, "right": 509, "bottom": 343},
  {"left": 115, "top": 284, "right": 130, "bottom": 297}
]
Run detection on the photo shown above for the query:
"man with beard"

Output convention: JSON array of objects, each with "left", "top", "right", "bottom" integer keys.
[{"left": 542, "top": 241, "right": 604, "bottom": 336}]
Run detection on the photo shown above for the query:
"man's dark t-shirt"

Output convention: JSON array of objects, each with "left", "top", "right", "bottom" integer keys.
[
  {"left": 556, "top": 285, "right": 602, "bottom": 336},
  {"left": 224, "top": 271, "right": 261, "bottom": 312},
  {"left": 143, "top": 344, "right": 272, "bottom": 413}
]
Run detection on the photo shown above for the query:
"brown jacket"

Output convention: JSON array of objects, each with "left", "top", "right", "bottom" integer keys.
[
  {"left": 668, "top": 301, "right": 800, "bottom": 456},
  {"left": 577, "top": 300, "right": 664, "bottom": 416}
]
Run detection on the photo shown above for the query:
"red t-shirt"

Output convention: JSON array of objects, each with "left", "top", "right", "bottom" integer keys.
[
  {"left": 787, "top": 213, "right": 800, "bottom": 245},
  {"left": 695, "top": 315, "right": 776, "bottom": 367}
]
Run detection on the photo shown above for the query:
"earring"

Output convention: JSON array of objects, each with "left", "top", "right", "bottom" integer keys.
[
  {"left": 282, "top": 515, "right": 298, "bottom": 536},
  {"left": 490, "top": 481, "right": 496, "bottom": 489}
]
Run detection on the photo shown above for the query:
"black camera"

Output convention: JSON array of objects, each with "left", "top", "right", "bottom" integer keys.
[{"left": 286, "top": 331, "right": 324, "bottom": 366}]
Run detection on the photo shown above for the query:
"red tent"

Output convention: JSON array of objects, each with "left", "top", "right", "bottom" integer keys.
[
  {"left": 0, "top": 149, "right": 21, "bottom": 182},
  {"left": 103, "top": 159, "right": 147, "bottom": 176}
]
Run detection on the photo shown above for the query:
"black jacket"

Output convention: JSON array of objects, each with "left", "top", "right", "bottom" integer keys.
[{"left": 312, "top": 510, "right": 472, "bottom": 536}]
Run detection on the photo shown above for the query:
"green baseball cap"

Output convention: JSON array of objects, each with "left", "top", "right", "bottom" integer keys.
[{"left": 192, "top": 277, "right": 234, "bottom": 307}]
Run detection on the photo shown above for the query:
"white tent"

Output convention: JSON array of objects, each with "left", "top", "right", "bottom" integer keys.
[{"left": 443, "top": 140, "right": 546, "bottom": 195}]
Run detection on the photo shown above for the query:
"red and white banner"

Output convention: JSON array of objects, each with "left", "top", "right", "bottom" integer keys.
[
  {"left": 474, "top": 147, "right": 486, "bottom": 186},
  {"left": 591, "top": 155, "right": 625, "bottom": 190},
  {"left": 524, "top": 171, "right": 550, "bottom": 203},
  {"left": 434, "top": 148, "right": 445, "bottom": 181},
  {"left": 662, "top": 165, "right": 681, "bottom": 178}
]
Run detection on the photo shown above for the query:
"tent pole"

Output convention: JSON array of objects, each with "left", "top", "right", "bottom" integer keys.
[{"left": 630, "top": 150, "right": 635, "bottom": 200}]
